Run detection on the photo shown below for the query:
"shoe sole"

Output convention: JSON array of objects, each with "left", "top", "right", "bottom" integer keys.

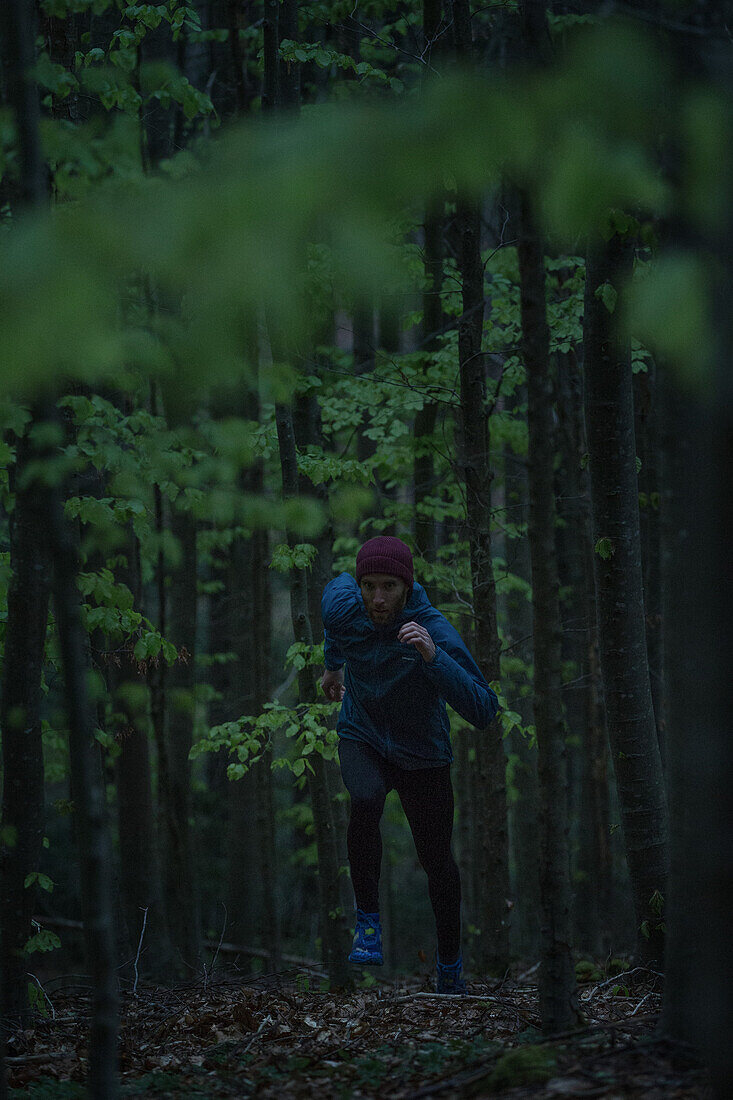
[{"left": 348, "top": 954, "right": 384, "bottom": 966}]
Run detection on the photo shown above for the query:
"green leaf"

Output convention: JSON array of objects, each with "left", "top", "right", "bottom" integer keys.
[
  {"left": 24, "top": 929, "right": 62, "bottom": 954},
  {"left": 594, "top": 536, "right": 614, "bottom": 560},
  {"left": 24, "top": 872, "right": 54, "bottom": 893},
  {"left": 594, "top": 282, "right": 617, "bottom": 314},
  {"left": 270, "top": 542, "right": 317, "bottom": 573}
]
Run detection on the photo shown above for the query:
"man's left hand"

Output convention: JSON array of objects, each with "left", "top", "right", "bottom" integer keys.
[{"left": 397, "top": 621, "right": 436, "bottom": 663}]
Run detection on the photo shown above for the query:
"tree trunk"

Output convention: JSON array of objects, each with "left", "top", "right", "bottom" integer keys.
[
  {"left": 518, "top": 193, "right": 578, "bottom": 1030},
  {"left": 633, "top": 359, "right": 665, "bottom": 764},
  {"left": 231, "top": 374, "right": 280, "bottom": 968},
  {"left": 454, "top": 197, "right": 509, "bottom": 973},
  {"left": 660, "top": 295, "right": 733, "bottom": 1095},
  {"left": 414, "top": 194, "right": 443, "bottom": 563},
  {"left": 502, "top": 393, "right": 541, "bottom": 960},
  {"left": 111, "top": 534, "right": 170, "bottom": 979},
  {"left": 262, "top": 0, "right": 279, "bottom": 111},
  {"left": 449, "top": 0, "right": 510, "bottom": 975},
  {"left": 0, "top": 429, "right": 52, "bottom": 1020},
  {"left": 555, "top": 349, "right": 614, "bottom": 956},
  {"left": 275, "top": 399, "right": 352, "bottom": 987},
  {"left": 414, "top": 0, "right": 444, "bottom": 562},
  {"left": 584, "top": 234, "right": 669, "bottom": 964},
  {"left": 165, "top": 506, "right": 201, "bottom": 972},
  {"left": 47, "top": 438, "right": 119, "bottom": 1098},
  {"left": 0, "top": 0, "right": 51, "bottom": 1034},
  {"left": 294, "top": 390, "right": 353, "bottom": 928}
]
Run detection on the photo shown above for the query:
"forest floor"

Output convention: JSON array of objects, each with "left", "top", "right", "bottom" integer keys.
[{"left": 4, "top": 964, "right": 711, "bottom": 1098}]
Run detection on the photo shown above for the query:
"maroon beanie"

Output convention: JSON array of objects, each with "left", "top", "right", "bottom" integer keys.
[{"left": 356, "top": 536, "right": 414, "bottom": 592}]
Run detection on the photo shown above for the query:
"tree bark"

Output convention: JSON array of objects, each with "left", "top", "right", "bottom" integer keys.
[
  {"left": 414, "top": 194, "right": 443, "bottom": 563},
  {"left": 0, "top": 429, "right": 52, "bottom": 1021},
  {"left": 633, "top": 359, "right": 665, "bottom": 764},
  {"left": 230, "top": 374, "right": 280, "bottom": 968},
  {"left": 0, "top": 0, "right": 51, "bottom": 1040},
  {"left": 454, "top": 197, "right": 509, "bottom": 973},
  {"left": 165, "top": 505, "right": 202, "bottom": 972},
  {"left": 518, "top": 193, "right": 578, "bottom": 1031},
  {"left": 111, "top": 533, "right": 170, "bottom": 979},
  {"left": 47, "top": 439, "right": 119, "bottom": 1098},
  {"left": 502, "top": 390, "right": 541, "bottom": 960},
  {"left": 449, "top": 0, "right": 510, "bottom": 976},
  {"left": 660, "top": 289, "right": 733, "bottom": 1096},
  {"left": 414, "top": 1, "right": 445, "bottom": 563},
  {"left": 584, "top": 234, "right": 669, "bottom": 964},
  {"left": 275, "top": 398, "right": 351, "bottom": 987},
  {"left": 294, "top": 390, "right": 353, "bottom": 927},
  {"left": 555, "top": 349, "right": 614, "bottom": 955}
]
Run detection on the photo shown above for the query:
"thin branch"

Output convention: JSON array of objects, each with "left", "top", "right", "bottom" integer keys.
[
  {"left": 132, "top": 907, "right": 148, "bottom": 997},
  {"left": 27, "top": 973, "right": 55, "bottom": 1019}
]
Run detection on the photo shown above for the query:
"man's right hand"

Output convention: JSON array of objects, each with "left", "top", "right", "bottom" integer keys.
[{"left": 321, "top": 668, "right": 345, "bottom": 701}]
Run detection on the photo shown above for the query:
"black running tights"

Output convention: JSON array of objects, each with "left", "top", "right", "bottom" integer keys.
[{"left": 338, "top": 738, "right": 461, "bottom": 962}]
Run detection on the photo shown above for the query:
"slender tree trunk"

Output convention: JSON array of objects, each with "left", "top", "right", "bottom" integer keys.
[
  {"left": 111, "top": 534, "right": 170, "bottom": 979},
  {"left": 47, "top": 438, "right": 119, "bottom": 1098},
  {"left": 584, "top": 234, "right": 669, "bottom": 964},
  {"left": 165, "top": 506, "right": 201, "bottom": 972},
  {"left": 502, "top": 394, "right": 541, "bottom": 959},
  {"left": 450, "top": 0, "right": 510, "bottom": 975},
  {"left": 454, "top": 197, "right": 509, "bottom": 973},
  {"left": 278, "top": 0, "right": 299, "bottom": 109},
  {"left": 275, "top": 400, "right": 352, "bottom": 987},
  {"left": 0, "top": 0, "right": 51, "bottom": 1036},
  {"left": 414, "top": 194, "right": 442, "bottom": 563},
  {"left": 227, "top": 0, "right": 248, "bottom": 114},
  {"left": 633, "top": 359, "right": 665, "bottom": 764},
  {"left": 0, "top": 429, "right": 52, "bottom": 1020},
  {"left": 660, "top": 296, "right": 733, "bottom": 1096},
  {"left": 245, "top": 373, "right": 280, "bottom": 968},
  {"left": 518, "top": 193, "right": 578, "bottom": 1030},
  {"left": 553, "top": 352, "right": 585, "bottom": 942},
  {"left": 414, "top": 1, "right": 444, "bottom": 562},
  {"left": 555, "top": 349, "right": 614, "bottom": 955},
  {"left": 294, "top": 390, "right": 353, "bottom": 927},
  {"left": 262, "top": 0, "right": 279, "bottom": 111}
]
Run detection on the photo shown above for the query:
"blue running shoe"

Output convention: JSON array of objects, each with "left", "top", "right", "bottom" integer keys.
[
  {"left": 436, "top": 954, "right": 467, "bottom": 994},
  {"left": 348, "top": 909, "right": 384, "bottom": 966}
]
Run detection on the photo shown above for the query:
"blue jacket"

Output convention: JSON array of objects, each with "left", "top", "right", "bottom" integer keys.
[{"left": 321, "top": 573, "right": 499, "bottom": 769}]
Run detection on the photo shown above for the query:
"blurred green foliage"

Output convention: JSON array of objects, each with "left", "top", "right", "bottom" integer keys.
[{"left": 0, "top": 20, "right": 726, "bottom": 400}]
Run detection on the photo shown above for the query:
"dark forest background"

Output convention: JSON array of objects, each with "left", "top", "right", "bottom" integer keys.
[{"left": 0, "top": 0, "right": 731, "bottom": 1097}]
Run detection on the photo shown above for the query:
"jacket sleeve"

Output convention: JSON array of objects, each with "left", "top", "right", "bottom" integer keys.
[
  {"left": 418, "top": 602, "right": 500, "bottom": 730},
  {"left": 323, "top": 627, "right": 346, "bottom": 672},
  {"left": 321, "top": 573, "right": 362, "bottom": 670}
]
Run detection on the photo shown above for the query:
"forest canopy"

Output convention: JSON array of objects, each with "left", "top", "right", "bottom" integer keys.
[{"left": 0, "top": 20, "right": 719, "bottom": 400}]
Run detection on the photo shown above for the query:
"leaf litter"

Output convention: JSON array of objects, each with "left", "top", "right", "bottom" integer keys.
[{"left": 3, "top": 965, "right": 711, "bottom": 1097}]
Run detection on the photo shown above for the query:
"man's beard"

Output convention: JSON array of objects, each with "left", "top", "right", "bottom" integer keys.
[{"left": 370, "top": 607, "right": 399, "bottom": 626}]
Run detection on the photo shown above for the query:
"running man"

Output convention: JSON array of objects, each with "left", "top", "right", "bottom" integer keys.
[{"left": 320, "top": 535, "right": 499, "bottom": 994}]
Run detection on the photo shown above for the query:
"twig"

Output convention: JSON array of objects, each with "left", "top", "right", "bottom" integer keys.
[
  {"left": 27, "top": 973, "right": 55, "bottom": 1020},
  {"left": 630, "top": 992, "right": 655, "bottom": 1016},
  {"left": 5, "top": 1052, "right": 72, "bottom": 1065},
  {"left": 586, "top": 966, "right": 662, "bottom": 1000},
  {"left": 242, "top": 1013, "right": 273, "bottom": 1055},
  {"left": 205, "top": 902, "right": 228, "bottom": 992},
  {"left": 391, "top": 991, "right": 502, "bottom": 1004},
  {"left": 132, "top": 907, "right": 148, "bottom": 997}
]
